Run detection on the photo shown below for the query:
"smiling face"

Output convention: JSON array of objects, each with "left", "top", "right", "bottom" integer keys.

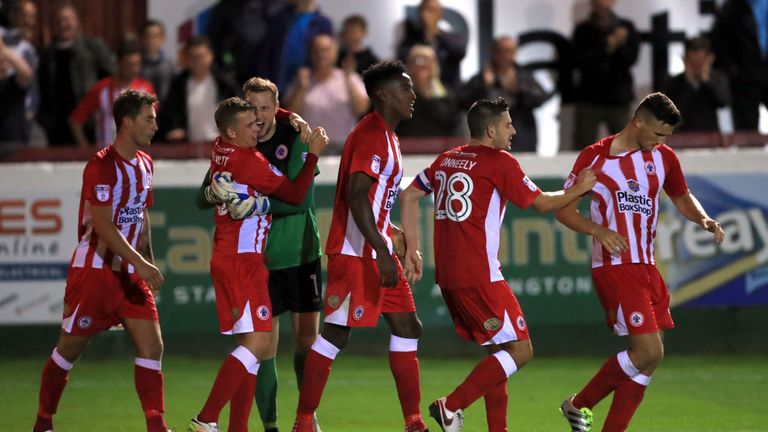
[
  {"left": 228, "top": 110, "right": 259, "bottom": 149},
  {"left": 245, "top": 91, "right": 278, "bottom": 141},
  {"left": 127, "top": 104, "right": 158, "bottom": 148}
]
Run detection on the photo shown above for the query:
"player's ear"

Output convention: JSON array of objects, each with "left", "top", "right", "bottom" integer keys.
[
  {"left": 225, "top": 127, "right": 236, "bottom": 140},
  {"left": 485, "top": 123, "right": 495, "bottom": 140}
]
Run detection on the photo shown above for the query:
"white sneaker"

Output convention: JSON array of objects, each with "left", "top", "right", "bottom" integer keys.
[
  {"left": 428, "top": 397, "right": 463, "bottom": 432},
  {"left": 188, "top": 417, "right": 219, "bottom": 432}
]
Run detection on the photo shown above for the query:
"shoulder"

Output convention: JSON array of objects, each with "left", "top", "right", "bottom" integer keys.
[
  {"left": 655, "top": 144, "right": 680, "bottom": 161},
  {"left": 137, "top": 150, "right": 154, "bottom": 165}
]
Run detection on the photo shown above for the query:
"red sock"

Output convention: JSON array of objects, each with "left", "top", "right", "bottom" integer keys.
[
  {"left": 198, "top": 354, "right": 249, "bottom": 423},
  {"left": 229, "top": 372, "right": 257, "bottom": 432},
  {"left": 445, "top": 355, "right": 507, "bottom": 411},
  {"left": 484, "top": 379, "right": 508, "bottom": 432},
  {"left": 573, "top": 355, "right": 629, "bottom": 410},
  {"left": 603, "top": 378, "right": 648, "bottom": 431},
  {"left": 297, "top": 350, "right": 334, "bottom": 415},
  {"left": 36, "top": 356, "right": 70, "bottom": 421},
  {"left": 389, "top": 350, "right": 422, "bottom": 419},
  {"left": 134, "top": 360, "right": 167, "bottom": 432}
]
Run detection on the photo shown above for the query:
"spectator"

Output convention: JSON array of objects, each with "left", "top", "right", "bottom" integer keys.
[
  {"left": 285, "top": 34, "right": 368, "bottom": 148},
  {"left": 38, "top": 1, "right": 114, "bottom": 146},
  {"left": 139, "top": 19, "right": 175, "bottom": 103},
  {"left": 159, "top": 36, "right": 239, "bottom": 143},
  {"left": 711, "top": 0, "right": 768, "bottom": 131},
  {"left": 663, "top": 36, "right": 731, "bottom": 132},
  {"left": 571, "top": 0, "right": 639, "bottom": 149},
  {"left": 0, "top": 0, "right": 39, "bottom": 128},
  {"left": 0, "top": 34, "right": 33, "bottom": 152},
  {"left": 397, "top": 0, "right": 467, "bottom": 87},
  {"left": 337, "top": 15, "right": 380, "bottom": 76},
  {"left": 396, "top": 44, "right": 459, "bottom": 138},
  {"left": 460, "top": 36, "right": 549, "bottom": 152},
  {"left": 69, "top": 40, "right": 155, "bottom": 149},
  {"left": 274, "top": 0, "right": 333, "bottom": 90}
]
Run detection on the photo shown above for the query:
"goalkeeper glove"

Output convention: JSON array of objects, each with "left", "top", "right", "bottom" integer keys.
[
  {"left": 227, "top": 195, "right": 271, "bottom": 220},
  {"left": 204, "top": 171, "right": 243, "bottom": 204}
]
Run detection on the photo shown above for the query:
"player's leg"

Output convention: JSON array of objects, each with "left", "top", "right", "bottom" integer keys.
[
  {"left": 290, "top": 258, "right": 322, "bottom": 389},
  {"left": 253, "top": 319, "right": 280, "bottom": 432},
  {"left": 123, "top": 317, "right": 168, "bottom": 432},
  {"left": 383, "top": 311, "right": 426, "bottom": 431},
  {"left": 33, "top": 330, "right": 90, "bottom": 432},
  {"left": 291, "top": 311, "right": 320, "bottom": 387}
]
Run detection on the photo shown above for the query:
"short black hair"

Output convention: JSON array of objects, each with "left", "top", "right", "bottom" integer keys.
[
  {"left": 184, "top": 35, "right": 212, "bottom": 52},
  {"left": 117, "top": 39, "right": 141, "bottom": 60},
  {"left": 214, "top": 97, "right": 253, "bottom": 133},
  {"left": 467, "top": 97, "right": 509, "bottom": 139},
  {"left": 342, "top": 15, "right": 368, "bottom": 32},
  {"left": 635, "top": 92, "right": 682, "bottom": 127},
  {"left": 684, "top": 35, "right": 711, "bottom": 53},
  {"left": 139, "top": 19, "right": 165, "bottom": 35},
  {"left": 113, "top": 90, "right": 157, "bottom": 130},
  {"left": 362, "top": 60, "right": 407, "bottom": 98}
]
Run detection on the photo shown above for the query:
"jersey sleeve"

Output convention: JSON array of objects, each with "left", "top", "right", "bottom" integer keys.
[
  {"left": 563, "top": 146, "right": 598, "bottom": 189},
  {"left": 659, "top": 145, "right": 688, "bottom": 197},
  {"left": 230, "top": 150, "right": 286, "bottom": 196},
  {"left": 347, "top": 130, "right": 389, "bottom": 180},
  {"left": 82, "top": 158, "right": 116, "bottom": 207},
  {"left": 499, "top": 155, "right": 541, "bottom": 209}
]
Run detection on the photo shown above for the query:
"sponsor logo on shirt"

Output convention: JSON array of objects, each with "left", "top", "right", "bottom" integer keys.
[
  {"left": 117, "top": 206, "right": 144, "bottom": 225},
  {"left": 371, "top": 155, "right": 382, "bottom": 174},
  {"left": 384, "top": 187, "right": 398, "bottom": 210},
  {"left": 522, "top": 176, "right": 538, "bottom": 192},
  {"left": 95, "top": 185, "right": 110, "bottom": 202},
  {"left": 616, "top": 190, "right": 653, "bottom": 216},
  {"left": 301, "top": 151, "right": 308, "bottom": 162},
  {"left": 645, "top": 161, "right": 656, "bottom": 176},
  {"left": 483, "top": 317, "right": 501, "bottom": 331},
  {"left": 275, "top": 144, "right": 289, "bottom": 160},
  {"left": 268, "top": 163, "right": 284, "bottom": 177},
  {"left": 627, "top": 179, "right": 640, "bottom": 193}
]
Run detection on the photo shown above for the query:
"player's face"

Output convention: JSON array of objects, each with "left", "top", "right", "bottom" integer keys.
[
  {"left": 130, "top": 105, "right": 158, "bottom": 147},
  {"left": 245, "top": 91, "right": 278, "bottom": 141},
  {"left": 493, "top": 111, "right": 516, "bottom": 150},
  {"left": 383, "top": 73, "right": 417, "bottom": 121},
  {"left": 231, "top": 110, "right": 259, "bottom": 148},
  {"left": 637, "top": 118, "right": 675, "bottom": 151}
]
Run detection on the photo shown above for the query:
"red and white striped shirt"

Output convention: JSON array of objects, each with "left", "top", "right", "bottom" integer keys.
[
  {"left": 71, "top": 146, "right": 154, "bottom": 273},
  {"left": 69, "top": 77, "right": 156, "bottom": 148},
  {"left": 325, "top": 112, "right": 403, "bottom": 258},
  {"left": 564, "top": 136, "right": 688, "bottom": 268},
  {"left": 413, "top": 145, "right": 542, "bottom": 290},
  {"left": 210, "top": 137, "right": 286, "bottom": 256}
]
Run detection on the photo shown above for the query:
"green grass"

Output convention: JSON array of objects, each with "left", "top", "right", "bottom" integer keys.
[{"left": 2, "top": 355, "right": 766, "bottom": 431}]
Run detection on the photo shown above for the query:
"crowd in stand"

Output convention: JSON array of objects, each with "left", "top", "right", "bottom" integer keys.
[{"left": 0, "top": 0, "right": 766, "bottom": 156}]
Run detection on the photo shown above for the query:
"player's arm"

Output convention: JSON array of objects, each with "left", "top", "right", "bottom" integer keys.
[
  {"left": 669, "top": 191, "right": 724, "bottom": 245},
  {"left": 348, "top": 172, "right": 399, "bottom": 287},
  {"left": 530, "top": 168, "right": 597, "bottom": 213},
  {"left": 90, "top": 205, "right": 164, "bottom": 290},
  {"left": 69, "top": 87, "right": 99, "bottom": 149},
  {"left": 0, "top": 38, "right": 32, "bottom": 88},
  {"left": 556, "top": 200, "right": 629, "bottom": 256},
  {"left": 137, "top": 209, "right": 161, "bottom": 295},
  {"left": 399, "top": 183, "right": 429, "bottom": 284},
  {"left": 195, "top": 168, "right": 214, "bottom": 209},
  {"left": 269, "top": 127, "right": 327, "bottom": 204},
  {"left": 265, "top": 134, "right": 316, "bottom": 215}
]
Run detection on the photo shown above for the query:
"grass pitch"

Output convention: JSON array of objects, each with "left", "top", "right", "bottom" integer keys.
[{"left": 1, "top": 354, "right": 766, "bottom": 431}]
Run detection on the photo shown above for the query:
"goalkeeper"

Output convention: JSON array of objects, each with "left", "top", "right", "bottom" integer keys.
[{"left": 197, "top": 78, "right": 323, "bottom": 432}]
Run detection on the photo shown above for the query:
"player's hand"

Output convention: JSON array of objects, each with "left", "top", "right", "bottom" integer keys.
[
  {"left": 308, "top": 127, "right": 329, "bottom": 156},
  {"left": 403, "top": 249, "right": 423, "bottom": 285},
  {"left": 701, "top": 218, "right": 724, "bottom": 245},
  {"left": 376, "top": 250, "right": 400, "bottom": 288},
  {"left": 136, "top": 260, "right": 164, "bottom": 293},
  {"left": 289, "top": 113, "right": 312, "bottom": 144},
  {"left": 205, "top": 171, "right": 240, "bottom": 204},
  {"left": 574, "top": 168, "right": 597, "bottom": 193},
  {"left": 593, "top": 226, "right": 628, "bottom": 256},
  {"left": 227, "top": 195, "right": 271, "bottom": 220}
]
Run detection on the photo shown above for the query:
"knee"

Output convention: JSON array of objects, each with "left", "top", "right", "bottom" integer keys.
[
  {"left": 321, "top": 325, "right": 351, "bottom": 351},
  {"left": 630, "top": 344, "right": 663, "bottom": 372},
  {"left": 296, "top": 333, "right": 317, "bottom": 354},
  {"left": 392, "top": 316, "right": 423, "bottom": 340},
  {"left": 511, "top": 343, "right": 534, "bottom": 369},
  {"left": 138, "top": 340, "right": 164, "bottom": 360}
]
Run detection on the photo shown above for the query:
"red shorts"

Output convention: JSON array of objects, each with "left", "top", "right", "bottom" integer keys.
[
  {"left": 211, "top": 253, "right": 272, "bottom": 334},
  {"left": 592, "top": 264, "right": 674, "bottom": 336},
  {"left": 324, "top": 254, "right": 416, "bottom": 327},
  {"left": 441, "top": 281, "right": 529, "bottom": 345},
  {"left": 62, "top": 267, "right": 158, "bottom": 336}
]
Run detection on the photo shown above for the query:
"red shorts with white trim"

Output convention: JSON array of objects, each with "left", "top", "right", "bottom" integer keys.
[
  {"left": 592, "top": 263, "right": 674, "bottom": 336},
  {"left": 210, "top": 253, "right": 272, "bottom": 334},
  {"left": 441, "top": 280, "right": 529, "bottom": 345},
  {"left": 62, "top": 267, "right": 158, "bottom": 336},
  {"left": 323, "top": 254, "right": 416, "bottom": 328}
]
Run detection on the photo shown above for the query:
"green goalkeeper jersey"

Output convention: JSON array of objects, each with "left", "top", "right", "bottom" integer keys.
[{"left": 196, "top": 119, "right": 321, "bottom": 270}]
